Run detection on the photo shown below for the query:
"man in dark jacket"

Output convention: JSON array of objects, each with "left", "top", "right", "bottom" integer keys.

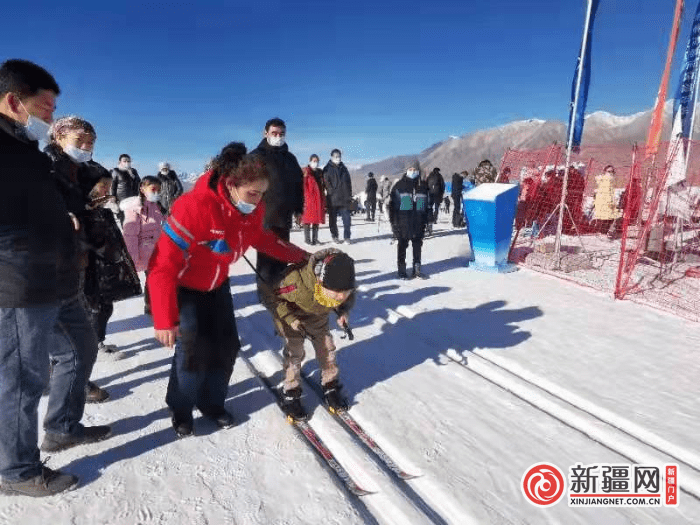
[
  {"left": 0, "top": 59, "right": 79, "bottom": 497},
  {"left": 365, "top": 172, "right": 378, "bottom": 221},
  {"left": 156, "top": 161, "right": 184, "bottom": 215},
  {"left": 451, "top": 172, "right": 465, "bottom": 228},
  {"left": 389, "top": 159, "right": 430, "bottom": 279},
  {"left": 323, "top": 148, "right": 353, "bottom": 243},
  {"left": 110, "top": 153, "right": 140, "bottom": 210},
  {"left": 251, "top": 118, "right": 304, "bottom": 286},
  {"left": 426, "top": 167, "right": 445, "bottom": 230}
]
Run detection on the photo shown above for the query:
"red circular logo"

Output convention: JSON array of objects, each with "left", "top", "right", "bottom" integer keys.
[{"left": 521, "top": 463, "right": 565, "bottom": 506}]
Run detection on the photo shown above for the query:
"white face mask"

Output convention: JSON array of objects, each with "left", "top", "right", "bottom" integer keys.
[
  {"left": 407, "top": 169, "right": 419, "bottom": 179},
  {"left": 146, "top": 192, "right": 161, "bottom": 203},
  {"left": 19, "top": 100, "right": 51, "bottom": 142},
  {"left": 309, "top": 161, "right": 319, "bottom": 169},
  {"left": 331, "top": 156, "right": 341, "bottom": 165},
  {"left": 233, "top": 187, "right": 257, "bottom": 214},
  {"left": 267, "top": 136, "right": 285, "bottom": 147},
  {"left": 64, "top": 144, "right": 92, "bottom": 163}
]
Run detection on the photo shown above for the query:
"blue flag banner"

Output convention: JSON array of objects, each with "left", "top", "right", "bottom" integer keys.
[
  {"left": 673, "top": 0, "right": 700, "bottom": 141},
  {"left": 567, "top": 0, "right": 600, "bottom": 150}
]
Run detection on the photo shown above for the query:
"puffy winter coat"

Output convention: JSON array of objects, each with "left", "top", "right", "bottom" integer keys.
[
  {"left": 157, "top": 170, "right": 184, "bottom": 213},
  {"left": 365, "top": 177, "right": 378, "bottom": 199},
  {"left": 389, "top": 175, "right": 430, "bottom": 239},
  {"left": 147, "top": 170, "right": 309, "bottom": 329},
  {"left": 121, "top": 197, "right": 165, "bottom": 271},
  {"left": 426, "top": 169, "right": 445, "bottom": 197},
  {"left": 0, "top": 115, "right": 75, "bottom": 307},
  {"left": 378, "top": 178, "right": 392, "bottom": 200},
  {"left": 301, "top": 166, "right": 326, "bottom": 225},
  {"left": 110, "top": 167, "right": 141, "bottom": 202},
  {"left": 593, "top": 173, "right": 621, "bottom": 220},
  {"left": 251, "top": 139, "right": 304, "bottom": 230},
  {"left": 323, "top": 161, "right": 353, "bottom": 208},
  {"left": 262, "top": 248, "right": 355, "bottom": 329},
  {"left": 451, "top": 173, "right": 464, "bottom": 196}
]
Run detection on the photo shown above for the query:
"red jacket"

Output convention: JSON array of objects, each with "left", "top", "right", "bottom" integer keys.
[
  {"left": 301, "top": 166, "right": 326, "bottom": 224},
  {"left": 147, "top": 171, "right": 308, "bottom": 329}
]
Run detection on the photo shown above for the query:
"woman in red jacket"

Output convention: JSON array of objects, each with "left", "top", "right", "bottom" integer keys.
[
  {"left": 147, "top": 142, "right": 309, "bottom": 437},
  {"left": 301, "top": 154, "right": 326, "bottom": 245}
]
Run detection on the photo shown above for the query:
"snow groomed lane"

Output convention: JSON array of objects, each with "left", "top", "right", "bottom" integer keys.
[
  {"left": 364, "top": 288, "right": 700, "bottom": 503},
  {"left": 235, "top": 305, "right": 477, "bottom": 525}
]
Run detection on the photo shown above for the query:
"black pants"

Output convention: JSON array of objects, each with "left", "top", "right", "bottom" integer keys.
[
  {"left": 365, "top": 197, "right": 376, "bottom": 221},
  {"left": 397, "top": 236, "right": 423, "bottom": 271},
  {"left": 303, "top": 224, "right": 319, "bottom": 244},
  {"left": 430, "top": 196, "right": 441, "bottom": 223},
  {"left": 93, "top": 299, "right": 114, "bottom": 343},
  {"left": 166, "top": 284, "right": 240, "bottom": 422},
  {"left": 256, "top": 226, "right": 290, "bottom": 286},
  {"left": 452, "top": 194, "right": 464, "bottom": 227}
]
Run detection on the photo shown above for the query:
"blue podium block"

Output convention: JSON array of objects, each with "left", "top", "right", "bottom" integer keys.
[{"left": 463, "top": 183, "right": 519, "bottom": 273}]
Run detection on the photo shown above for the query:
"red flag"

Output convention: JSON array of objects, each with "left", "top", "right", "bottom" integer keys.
[{"left": 646, "top": 0, "right": 684, "bottom": 159}]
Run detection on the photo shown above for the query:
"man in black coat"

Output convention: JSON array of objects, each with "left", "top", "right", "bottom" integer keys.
[
  {"left": 426, "top": 167, "right": 445, "bottom": 229},
  {"left": 251, "top": 118, "right": 304, "bottom": 286},
  {"left": 323, "top": 148, "right": 353, "bottom": 243},
  {"left": 0, "top": 59, "right": 79, "bottom": 496},
  {"left": 156, "top": 161, "right": 184, "bottom": 215},
  {"left": 365, "top": 172, "right": 378, "bottom": 221},
  {"left": 110, "top": 153, "right": 140, "bottom": 205}
]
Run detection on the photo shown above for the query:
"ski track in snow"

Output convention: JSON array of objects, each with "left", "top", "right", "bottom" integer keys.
[{"left": 1, "top": 217, "right": 699, "bottom": 524}]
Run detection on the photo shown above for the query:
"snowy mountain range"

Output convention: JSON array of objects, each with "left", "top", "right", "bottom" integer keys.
[{"left": 350, "top": 101, "right": 679, "bottom": 185}]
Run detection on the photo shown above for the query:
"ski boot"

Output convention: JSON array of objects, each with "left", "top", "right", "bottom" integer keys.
[
  {"left": 281, "top": 387, "right": 308, "bottom": 422},
  {"left": 322, "top": 380, "right": 349, "bottom": 414}
]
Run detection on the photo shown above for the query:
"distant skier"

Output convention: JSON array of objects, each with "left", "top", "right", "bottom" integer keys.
[
  {"left": 378, "top": 174, "right": 392, "bottom": 215},
  {"left": 451, "top": 172, "right": 465, "bottom": 228},
  {"left": 262, "top": 248, "right": 356, "bottom": 421}
]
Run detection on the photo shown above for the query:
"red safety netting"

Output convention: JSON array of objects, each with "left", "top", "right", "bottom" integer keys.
[{"left": 499, "top": 141, "right": 700, "bottom": 322}]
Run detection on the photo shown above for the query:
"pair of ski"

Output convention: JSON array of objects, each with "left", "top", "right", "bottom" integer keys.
[{"left": 289, "top": 400, "right": 418, "bottom": 497}]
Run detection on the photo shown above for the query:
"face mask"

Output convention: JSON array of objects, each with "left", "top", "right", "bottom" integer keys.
[
  {"left": 407, "top": 169, "right": 419, "bottom": 179},
  {"left": 64, "top": 144, "right": 92, "bottom": 163},
  {"left": 146, "top": 192, "right": 161, "bottom": 203},
  {"left": 267, "top": 136, "right": 285, "bottom": 147},
  {"left": 331, "top": 157, "right": 341, "bottom": 165},
  {"left": 232, "top": 187, "right": 257, "bottom": 214},
  {"left": 309, "top": 161, "right": 319, "bottom": 169},
  {"left": 18, "top": 100, "right": 51, "bottom": 142},
  {"left": 314, "top": 282, "right": 344, "bottom": 308}
]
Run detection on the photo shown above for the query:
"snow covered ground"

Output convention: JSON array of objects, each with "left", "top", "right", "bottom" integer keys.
[{"left": 2, "top": 214, "right": 699, "bottom": 525}]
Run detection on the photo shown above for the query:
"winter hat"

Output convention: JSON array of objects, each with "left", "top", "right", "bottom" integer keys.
[
  {"left": 318, "top": 252, "right": 355, "bottom": 291},
  {"left": 159, "top": 161, "right": 170, "bottom": 170},
  {"left": 367, "top": 172, "right": 374, "bottom": 178},
  {"left": 405, "top": 159, "right": 421, "bottom": 172}
]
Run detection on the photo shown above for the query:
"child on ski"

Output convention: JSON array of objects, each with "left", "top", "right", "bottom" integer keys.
[{"left": 263, "top": 248, "right": 356, "bottom": 421}]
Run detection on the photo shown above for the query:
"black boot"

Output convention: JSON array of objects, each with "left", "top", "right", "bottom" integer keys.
[
  {"left": 412, "top": 263, "right": 428, "bottom": 280},
  {"left": 322, "top": 380, "right": 349, "bottom": 414},
  {"left": 303, "top": 225, "right": 312, "bottom": 245},
  {"left": 281, "top": 387, "right": 308, "bottom": 422},
  {"left": 397, "top": 262, "right": 408, "bottom": 279},
  {"left": 312, "top": 225, "right": 319, "bottom": 245}
]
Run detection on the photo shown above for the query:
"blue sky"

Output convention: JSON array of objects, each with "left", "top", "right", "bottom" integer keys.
[{"left": 2, "top": 0, "right": 694, "bottom": 174}]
